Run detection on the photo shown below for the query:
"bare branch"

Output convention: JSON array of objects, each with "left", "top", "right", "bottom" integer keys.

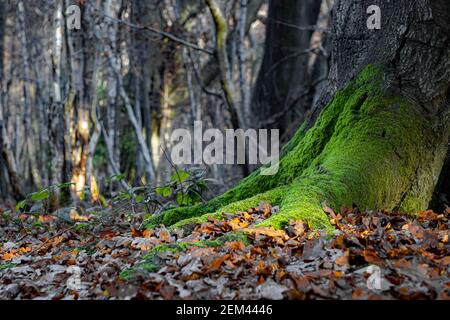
[
  {"left": 204, "top": 0, "right": 241, "bottom": 130},
  {"left": 99, "top": 11, "right": 215, "bottom": 56}
]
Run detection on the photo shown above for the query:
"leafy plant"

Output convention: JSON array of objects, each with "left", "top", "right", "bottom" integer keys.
[
  {"left": 16, "top": 182, "right": 75, "bottom": 215},
  {"left": 110, "top": 167, "right": 211, "bottom": 218}
]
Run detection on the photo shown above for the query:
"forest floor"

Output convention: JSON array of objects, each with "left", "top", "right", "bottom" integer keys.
[{"left": 0, "top": 202, "right": 449, "bottom": 300}]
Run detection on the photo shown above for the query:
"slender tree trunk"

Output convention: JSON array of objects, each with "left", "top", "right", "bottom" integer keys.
[
  {"left": 66, "top": 0, "right": 89, "bottom": 197},
  {"left": 205, "top": 0, "right": 241, "bottom": 131},
  {"left": 85, "top": 44, "right": 101, "bottom": 202},
  {"left": 200, "top": 0, "right": 264, "bottom": 88},
  {"left": 237, "top": 0, "right": 249, "bottom": 124},
  {"left": 0, "top": 0, "right": 4, "bottom": 78},
  {"left": 0, "top": 111, "right": 23, "bottom": 200},
  {"left": 17, "top": 1, "right": 42, "bottom": 190},
  {"left": 0, "top": 0, "right": 8, "bottom": 199},
  {"left": 250, "top": 0, "right": 322, "bottom": 136},
  {"left": 103, "top": 0, "right": 122, "bottom": 192},
  {"left": 47, "top": 1, "right": 72, "bottom": 203},
  {"left": 130, "top": 0, "right": 160, "bottom": 185},
  {"left": 0, "top": 5, "right": 22, "bottom": 200}
]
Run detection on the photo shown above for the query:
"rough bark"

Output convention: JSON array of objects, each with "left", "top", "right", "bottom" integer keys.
[
  {"left": 0, "top": 118, "right": 23, "bottom": 200},
  {"left": 66, "top": 0, "right": 90, "bottom": 197},
  {"left": 17, "top": 1, "right": 42, "bottom": 190},
  {"left": 147, "top": 0, "right": 450, "bottom": 231},
  {"left": 85, "top": 44, "right": 101, "bottom": 202},
  {"left": 48, "top": 0, "right": 67, "bottom": 205}
]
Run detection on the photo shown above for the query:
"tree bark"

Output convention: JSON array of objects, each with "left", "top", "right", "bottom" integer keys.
[
  {"left": 66, "top": 0, "right": 90, "bottom": 197},
  {"left": 0, "top": 116, "right": 23, "bottom": 200},
  {"left": 17, "top": 1, "right": 42, "bottom": 190},
  {"left": 85, "top": 43, "right": 101, "bottom": 202},
  {"left": 148, "top": 0, "right": 450, "bottom": 230},
  {"left": 48, "top": 0, "right": 68, "bottom": 205}
]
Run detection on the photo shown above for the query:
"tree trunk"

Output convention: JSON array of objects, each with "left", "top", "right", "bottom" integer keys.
[
  {"left": 147, "top": 0, "right": 450, "bottom": 230},
  {"left": 17, "top": 1, "right": 42, "bottom": 190},
  {"left": 130, "top": 0, "right": 160, "bottom": 185},
  {"left": 0, "top": 117, "right": 23, "bottom": 200},
  {"left": 66, "top": 0, "right": 90, "bottom": 197},
  {"left": 48, "top": 0, "right": 67, "bottom": 205},
  {"left": 85, "top": 42, "right": 101, "bottom": 203},
  {"left": 250, "top": 0, "right": 322, "bottom": 137}
]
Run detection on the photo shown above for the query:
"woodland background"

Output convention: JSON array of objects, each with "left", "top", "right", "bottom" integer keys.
[{"left": 0, "top": 0, "right": 332, "bottom": 206}]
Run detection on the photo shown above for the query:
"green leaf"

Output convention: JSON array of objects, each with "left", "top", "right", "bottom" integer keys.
[
  {"left": 108, "top": 173, "right": 125, "bottom": 183},
  {"left": 171, "top": 169, "right": 190, "bottom": 184},
  {"left": 57, "top": 182, "right": 75, "bottom": 189},
  {"left": 16, "top": 200, "right": 28, "bottom": 211},
  {"left": 156, "top": 186, "right": 172, "bottom": 198},
  {"left": 31, "top": 189, "right": 50, "bottom": 201},
  {"left": 176, "top": 192, "right": 193, "bottom": 206},
  {"left": 118, "top": 192, "right": 132, "bottom": 200}
]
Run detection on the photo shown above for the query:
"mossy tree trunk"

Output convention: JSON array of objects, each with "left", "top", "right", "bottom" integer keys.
[{"left": 147, "top": 0, "right": 450, "bottom": 231}]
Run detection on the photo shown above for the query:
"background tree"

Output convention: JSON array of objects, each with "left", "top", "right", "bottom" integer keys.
[
  {"left": 0, "top": 0, "right": 271, "bottom": 201},
  {"left": 250, "top": 0, "right": 329, "bottom": 140}
]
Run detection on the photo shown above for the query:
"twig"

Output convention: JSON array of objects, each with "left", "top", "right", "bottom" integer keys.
[
  {"left": 160, "top": 145, "right": 185, "bottom": 206},
  {"left": 98, "top": 11, "right": 214, "bottom": 56},
  {"left": 186, "top": 49, "right": 223, "bottom": 99}
]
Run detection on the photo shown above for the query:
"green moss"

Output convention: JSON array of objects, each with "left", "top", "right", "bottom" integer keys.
[
  {"left": 126, "top": 242, "right": 191, "bottom": 275},
  {"left": 280, "top": 122, "right": 307, "bottom": 156},
  {"left": 307, "top": 93, "right": 435, "bottom": 213},
  {"left": 169, "top": 186, "right": 288, "bottom": 230},
  {"left": 142, "top": 242, "right": 190, "bottom": 261},
  {"left": 119, "top": 268, "right": 136, "bottom": 281},
  {"left": 144, "top": 204, "right": 212, "bottom": 228},
  {"left": 258, "top": 180, "right": 333, "bottom": 231},
  {"left": 120, "top": 232, "right": 251, "bottom": 280},
  {"left": 259, "top": 64, "right": 442, "bottom": 229}
]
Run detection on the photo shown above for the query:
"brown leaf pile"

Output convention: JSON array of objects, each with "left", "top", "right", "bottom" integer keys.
[
  {"left": 127, "top": 206, "right": 449, "bottom": 300},
  {"left": 0, "top": 203, "right": 449, "bottom": 300}
]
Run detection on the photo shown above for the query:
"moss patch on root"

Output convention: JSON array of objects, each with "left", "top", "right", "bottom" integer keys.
[
  {"left": 120, "top": 232, "right": 249, "bottom": 280},
  {"left": 144, "top": 204, "right": 212, "bottom": 229},
  {"left": 169, "top": 186, "right": 288, "bottom": 231}
]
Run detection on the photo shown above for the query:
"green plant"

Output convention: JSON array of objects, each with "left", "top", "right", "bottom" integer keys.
[
  {"left": 110, "top": 167, "right": 211, "bottom": 223},
  {"left": 16, "top": 182, "right": 75, "bottom": 215}
]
